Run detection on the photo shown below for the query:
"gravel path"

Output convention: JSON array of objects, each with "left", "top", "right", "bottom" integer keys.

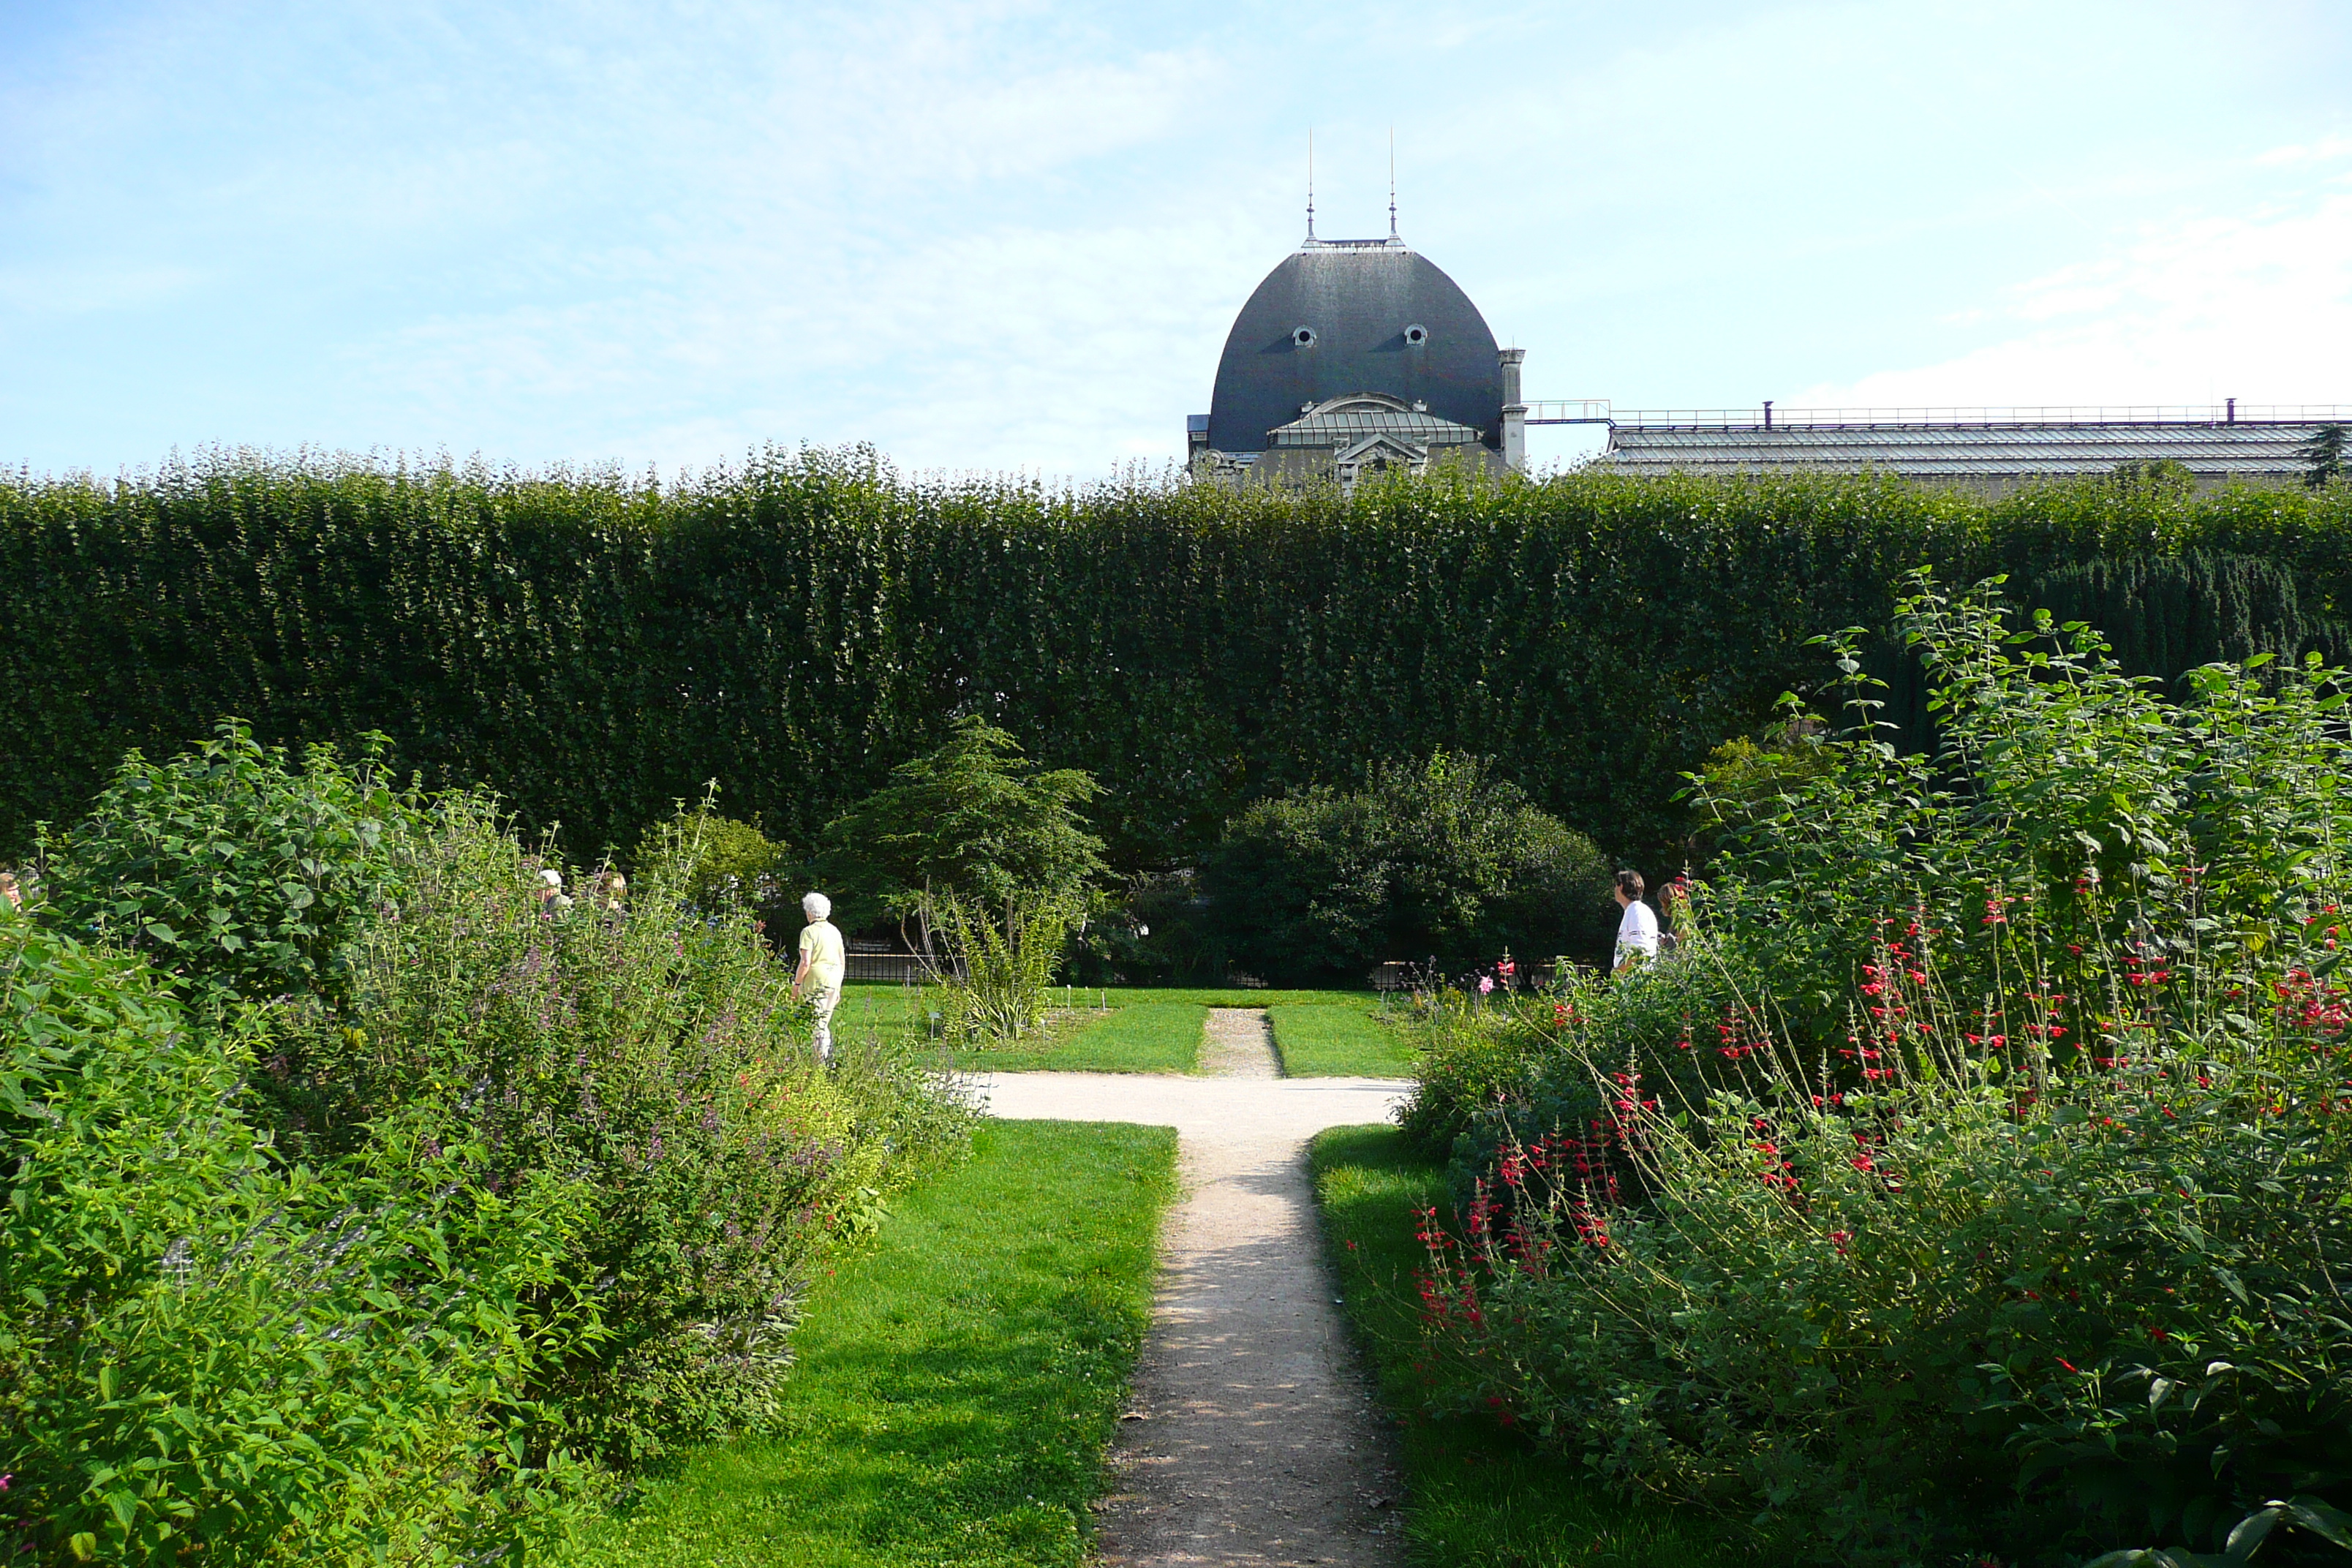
[{"left": 975, "top": 1008, "right": 1411, "bottom": 1567}]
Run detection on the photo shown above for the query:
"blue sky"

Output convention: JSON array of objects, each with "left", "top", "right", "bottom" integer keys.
[{"left": 5, "top": 0, "right": 2350, "bottom": 478}]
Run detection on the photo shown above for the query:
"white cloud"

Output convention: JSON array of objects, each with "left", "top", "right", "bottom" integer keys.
[
  {"left": 2255, "top": 132, "right": 2352, "bottom": 166},
  {"left": 1788, "top": 188, "right": 2352, "bottom": 412}
]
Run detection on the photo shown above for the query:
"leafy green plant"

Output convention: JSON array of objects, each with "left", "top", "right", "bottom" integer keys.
[
  {"left": 0, "top": 902, "right": 592, "bottom": 1565},
  {"left": 1203, "top": 750, "right": 1614, "bottom": 982},
  {"left": 916, "top": 886, "right": 1079, "bottom": 1043},
  {"left": 632, "top": 802, "right": 792, "bottom": 931},
  {"left": 283, "top": 791, "right": 973, "bottom": 1466},
  {"left": 812, "top": 715, "right": 1107, "bottom": 927},
  {"left": 35, "top": 717, "right": 409, "bottom": 1009},
  {"left": 1409, "top": 576, "right": 2352, "bottom": 1565}
]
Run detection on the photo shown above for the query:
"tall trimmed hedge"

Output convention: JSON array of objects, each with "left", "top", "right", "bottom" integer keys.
[{"left": 5, "top": 448, "right": 2349, "bottom": 872}]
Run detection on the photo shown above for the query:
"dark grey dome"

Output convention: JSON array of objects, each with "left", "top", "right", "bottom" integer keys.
[{"left": 1205, "top": 241, "right": 1504, "bottom": 453}]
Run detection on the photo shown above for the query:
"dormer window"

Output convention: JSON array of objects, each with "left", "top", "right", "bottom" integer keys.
[
  {"left": 1292, "top": 326, "right": 1316, "bottom": 347},
  {"left": 1403, "top": 324, "right": 1428, "bottom": 345}
]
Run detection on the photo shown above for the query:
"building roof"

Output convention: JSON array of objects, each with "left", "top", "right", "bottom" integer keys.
[
  {"left": 1597, "top": 412, "right": 2341, "bottom": 479},
  {"left": 1266, "top": 394, "right": 1487, "bottom": 448},
  {"left": 1205, "top": 238, "right": 1503, "bottom": 453}
]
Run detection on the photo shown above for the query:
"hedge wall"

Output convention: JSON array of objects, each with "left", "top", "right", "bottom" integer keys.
[{"left": 5, "top": 447, "right": 2349, "bottom": 873}]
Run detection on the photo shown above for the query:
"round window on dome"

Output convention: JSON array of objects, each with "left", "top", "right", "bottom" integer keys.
[
  {"left": 1403, "top": 324, "right": 1428, "bottom": 346},
  {"left": 1292, "top": 326, "right": 1316, "bottom": 347}
]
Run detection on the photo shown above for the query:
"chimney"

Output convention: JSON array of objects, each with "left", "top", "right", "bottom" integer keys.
[{"left": 1499, "top": 347, "right": 1527, "bottom": 471}]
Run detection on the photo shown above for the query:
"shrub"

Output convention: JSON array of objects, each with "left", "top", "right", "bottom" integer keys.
[
  {"left": 913, "top": 887, "right": 1079, "bottom": 1043},
  {"left": 279, "top": 793, "right": 974, "bottom": 1465},
  {"left": 6, "top": 723, "right": 974, "bottom": 1560},
  {"left": 0, "top": 903, "right": 592, "bottom": 1564},
  {"left": 35, "top": 718, "right": 410, "bottom": 1010},
  {"left": 633, "top": 804, "right": 793, "bottom": 932},
  {"left": 1412, "top": 576, "right": 2352, "bottom": 1565},
  {"left": 1203, "top": 751, "right": 1613, "bottom": 982},
  {"left": 810, "top": 715, "right": 1107, "bottom": 929},
  {"left": 19, "top": 453, "right": 2352, "bottom": 884}
]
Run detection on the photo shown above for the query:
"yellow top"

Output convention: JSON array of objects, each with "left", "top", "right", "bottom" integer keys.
[{"left": 797, "top": 919, "right": 846, "bottom": 990}]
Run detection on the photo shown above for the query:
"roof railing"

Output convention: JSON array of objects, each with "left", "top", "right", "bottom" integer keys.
[{"left": 1525, "top": 402, "right": 2352, "bottom": 429}]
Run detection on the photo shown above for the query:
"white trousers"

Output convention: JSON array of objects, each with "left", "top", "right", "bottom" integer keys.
[{"left": 810, "top": 984, "right": 840, "bottom": 1063}]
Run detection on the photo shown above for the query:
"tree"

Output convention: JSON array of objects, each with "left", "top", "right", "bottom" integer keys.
[
  {"left": 2298, "top": 423, "right": 2346, "bottom": 489},
  {"left": 810, "top": 717, "right": 1107, "bottom": 927},
  {"left": 2108, "top": 457, "right": 2193, "bottom": 489},
  {"left": 1201, "top": 751, "right": 1614, "bottom": 981}
]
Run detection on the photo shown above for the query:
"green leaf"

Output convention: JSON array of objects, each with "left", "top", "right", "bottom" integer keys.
[
  {"left": 2279, "top": 1496, "right": 2352, "bottom": 1550},
  {"left": 2225, "top": 1505, "right": 2280, "bottom": 1562}
]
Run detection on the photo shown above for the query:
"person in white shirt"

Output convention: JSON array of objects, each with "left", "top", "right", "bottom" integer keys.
[
  {"left": 1612, "top": 870, "right": 1659, "bottom": 976},
  {"left": 793, "top": 892, "right": 848, "bottom": 1063}
]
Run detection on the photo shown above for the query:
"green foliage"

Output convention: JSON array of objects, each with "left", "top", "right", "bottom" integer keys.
[
  {"left": 1411, "top": 577, "right": 2352, "bottom": 1565},
  {"left": 4, "top": 720, "right": 973, "bottom": 1559},
  {"left": 1684, "top": 723, "right": 1834, "bottom": 858},
  {"left": 2111, "top": 459, "right": 2197, "bottom": 490},
  {"left": 284, "top": 791, "right": 973, "bottom": 1466},
  {"left": 2299, "top": 424, "right": 2346, "bottom": 489},
  {"left": 1203, "top": 752, "right": 1613, "bottom": 981},
  {"left": 37, "top": 718, "right": 409, "bottom": 1009},
  {"left": 15, "top": 453, "right": 2352, "bottom": 887},
  {"left": 0, "top": 903, "right": 590, "bottom": 1564},
  {"left": 814, "top": 716, "right": 1107, "bottom": 927},
  {"left": 916, "top": 886, "right": 1079, "bottom": 1044},
  {"left": 2029, "top": 552, "right": 2351, "bottom": 698},
  {"left": 568, "top": 1119, "right": 1179, "bottom": 1568},
  {"left": 634, "top": 804, "right": 791, "bottom": 929}
]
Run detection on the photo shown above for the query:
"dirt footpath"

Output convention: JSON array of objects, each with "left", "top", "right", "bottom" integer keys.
[{"left": 976, "top": 1009, "right": 1411, "bottom": 1567}]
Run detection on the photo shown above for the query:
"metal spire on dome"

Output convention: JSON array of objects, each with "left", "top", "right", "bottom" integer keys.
[
  {"left": 1305, "top": 128, "right": 1316, "bottom": 242},
  {"left": 1388, "top": 127, "right": 1398, "bottom": 238}
]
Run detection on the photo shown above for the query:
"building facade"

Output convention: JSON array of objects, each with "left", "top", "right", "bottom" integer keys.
[
  {"left": 1584, "top": 403, "right": 2347, "bottom": 491},
  {"left": 1190, "top": 235, "right": 1526, "bottom": 486}
]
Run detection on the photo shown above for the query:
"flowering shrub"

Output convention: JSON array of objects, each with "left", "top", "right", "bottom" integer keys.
[
  {"left": 4, "top": 737, "right": 971, "bottom": 1558},
  {"left": 280, "top": 794, "right": 973, "bottom": 1464},
  {"left": 0, "top": 903, "right": 592, "bottom": 1564},
  {"left": 1410, "top": 577, "right": 2352, "bottom": 1565}
]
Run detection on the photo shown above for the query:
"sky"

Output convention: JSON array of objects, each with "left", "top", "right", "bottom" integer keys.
[{"left": 4, "top": 0, "right": 2351, "bottom": 480}]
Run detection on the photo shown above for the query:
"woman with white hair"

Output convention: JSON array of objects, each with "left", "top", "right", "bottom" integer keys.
[{"left": 791, "top": 892, "right": 845, "bottom": 1063}]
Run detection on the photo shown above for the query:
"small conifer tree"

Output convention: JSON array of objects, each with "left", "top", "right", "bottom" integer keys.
[{"left": 2297, "top": 422, "right": 2346, "bottom": 489}]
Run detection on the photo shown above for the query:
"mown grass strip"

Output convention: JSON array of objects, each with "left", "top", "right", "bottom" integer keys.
[
  {"left": 568, "top": 1120, "right": 1178, "bottom": 1568},
  {"left": 1268, "top": 1002, "right": 1417, "bottom": 1078},
  {"left": 1308, "top": 1125, "right": 1751, "bottom": 1567},
  {"left": 951, "top": 1001, "right": 1209, "bottom": 1073},
  {"left": 845, "top": 982, "right": 1382, "bottom": 1016}
]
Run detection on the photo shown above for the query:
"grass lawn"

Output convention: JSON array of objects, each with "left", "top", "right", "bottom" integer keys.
[
  {"left": 568, "top": 1120, "right": 1179, "bottom": 1568},
  {"left": 832, "top": 984, "right": 1395, "bottom": 1074},
  {"left": 1267, "top": 1001, "right": 1417, "bottom": 1077},
  {"left": 1309, "top": 1126, "right": 1754, "bottom": 1567},
  {"left": 950, "top": 1001, "right": 1209, "bottom": 1074}
]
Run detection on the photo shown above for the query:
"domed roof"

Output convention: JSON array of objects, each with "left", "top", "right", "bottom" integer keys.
[{"left": 1205, "top": 239, "right": 1504, "bottom": 453}]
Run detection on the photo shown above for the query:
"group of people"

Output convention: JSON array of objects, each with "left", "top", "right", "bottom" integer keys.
[
  {"left": 1611, "top": 867, "right": 1669, "bottom": 977},
  {"left": 525, "top": 864, "right": 845, "bottom": 1063}
]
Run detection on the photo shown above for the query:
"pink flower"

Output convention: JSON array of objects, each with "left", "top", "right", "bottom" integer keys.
[{"left": 1478, "top": 975, "right": 1495, "bottom": 995}]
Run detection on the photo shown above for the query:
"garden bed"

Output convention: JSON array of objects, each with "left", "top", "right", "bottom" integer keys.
[{"left": 1308, "top": 1126, "right": 1751, "bottom": 1567}]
